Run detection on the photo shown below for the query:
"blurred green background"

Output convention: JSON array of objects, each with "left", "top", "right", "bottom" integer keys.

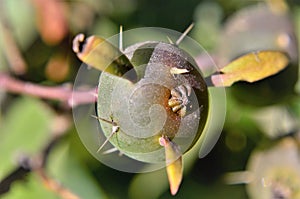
[{"left": 0, "top": 0, "right": 299, "bottom": 198}]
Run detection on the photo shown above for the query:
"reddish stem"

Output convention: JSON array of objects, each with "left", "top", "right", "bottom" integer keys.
[{"left": 0, "top": 73, "right": 97, "bottom": 107}]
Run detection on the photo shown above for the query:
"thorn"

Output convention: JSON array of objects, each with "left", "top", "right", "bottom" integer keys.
[
  {"left": 91, "top": 115, "right": 117, "bottom": 126},
  {"left": 170, "top": 67, "right": 189, "bottom": 75},
  {"left": 119, "top": 25, "right": 123, "bottom": 52},
  {"left": 91, "top": 115, "right": 98, "bottom": 120},
  {"left": 96, "top": 125, "right": 119, "bottom": 153},
  {"left": 175, "top": 23, "right": 194, "bottom": 46},
  {"left": 92, "top": 115, "right": 120, "bottom": 153},
  {"left": 166, "top": 36, "right": 174, "bottom": 44},
  {"left": 91, "top": 115, "right": 120, "bottom": 154},
  {"left": 102, "top": 147, "right": 118, "bottom": 155}
]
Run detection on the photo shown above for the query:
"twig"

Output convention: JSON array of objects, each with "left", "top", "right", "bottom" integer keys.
[
  {"left": 0, "top": 73, "right": 97, "bottom": 107},
  {"left": 36, "top": 169, "right": 80, "bottom": 199},
  {"left": 0, "top": 157, "right": 31, "bottom": 194},
  {"left": 0, "top": 114, "right": 80, "bottom": 199},
  {"left": 195, "top": 53, "right": 220, "bottom": 76},
  {"left": 0, "top": 136, "right": 81, "bottom": 199}
]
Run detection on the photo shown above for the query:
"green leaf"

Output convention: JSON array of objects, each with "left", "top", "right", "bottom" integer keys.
[
  {"left": 129, "top": 169, "right": 169, "bottom": 199},
  {"left": 211, "top": 51, "right": 289, "bottom": 87},
  {"left": 47, "top": 141, "right": 108, "bottom": 199},
  {"left": 4, "top": 0, "right": 37, "bottom": 49},
  {"left": 1, "top": 173, "right": 59, "bottom": 199},
  {"left": 0, "top": 97, "right": 53, "bottom": 180}
]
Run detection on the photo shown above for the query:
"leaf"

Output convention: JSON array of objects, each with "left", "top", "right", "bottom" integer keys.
[
  {"left": 211, "top": 51, "right": 289, "bottom": 87},
  {"left": 0, "top": 97, "right": 53, "bottom": 180},
  {"left": 129, "top": 170, "right": 169, "bottom": 199},
  {"left": 47, "top": 141, "right": 108, "bottom": 199},
  {"left": 159, "top": 136, "right": 183, "bottom": 195},
  {"left": 1, "top": 173, "right": 59, "bottom": 199},
  {"left": 4, "top": 0, "right": 37, "bottom": 49},
  {"left": 166, "top": 156, "right": 183, "bottom": 195},
  {"left": 129, "top": 137, "right": 184, "bottom": 198},
  {"left": 72, "top": 34, "right": 135, "bottom": 78}
]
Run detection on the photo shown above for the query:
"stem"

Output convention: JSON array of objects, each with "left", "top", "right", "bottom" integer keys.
[
  {"left": 0, "top": 114, "right": 79, "bottom": 199},
  {"left": 0, "top": 73, "right": 97, "bottom": 107},
  {"left": 195, "top": 53, "right": 220, "bottom": 76},
  {"left": 36, "top": 169, "right": 80, "bottom": 199}
]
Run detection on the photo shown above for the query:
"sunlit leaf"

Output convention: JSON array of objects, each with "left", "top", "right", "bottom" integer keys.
[
  {"left": 211, "top": 51, "right": 289, "bottom": 87},
  {"left": 166, "top": 156, "right": 183, "bottom": 195},
  {"left": 0, "top": 97, "right": 53, "bottom": 180}
]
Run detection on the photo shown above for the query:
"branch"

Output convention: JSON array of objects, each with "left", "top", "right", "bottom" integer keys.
[
  {"left": 36, "top": 168, "right": 80, "bottom": 199},
  {"left": 0, "top": 73, "right": 97, "bottom": 107},
  {"left": 0, "top": 114, "right": 80, "bottom": 199}
]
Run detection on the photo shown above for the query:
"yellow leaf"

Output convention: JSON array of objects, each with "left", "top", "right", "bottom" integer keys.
[
  {"left": 159, "top": 136, "right": 183, "bottom": 195},
  {"left": 72, "top": 34, "right": 134, "bottom": 77},
  {"left": 211, "top": 51, "right": 289, "bottom": 87}
]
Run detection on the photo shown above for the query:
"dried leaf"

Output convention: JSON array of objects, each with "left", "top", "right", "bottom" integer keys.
[
  {"left": 72, "top": 34, "right": 134, "bottom": 78},
  {"left": 211, "top": 51, "right": 289, "bottom": 87}
]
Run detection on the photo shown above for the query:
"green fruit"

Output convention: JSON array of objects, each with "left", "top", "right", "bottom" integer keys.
[{"left": 97, "top": 41, "right": 209, "bottom": 163}]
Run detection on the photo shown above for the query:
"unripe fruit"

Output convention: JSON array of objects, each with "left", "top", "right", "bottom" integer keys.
[{"left": 97, "top": 41, "right": 209, "bottom": 163}]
